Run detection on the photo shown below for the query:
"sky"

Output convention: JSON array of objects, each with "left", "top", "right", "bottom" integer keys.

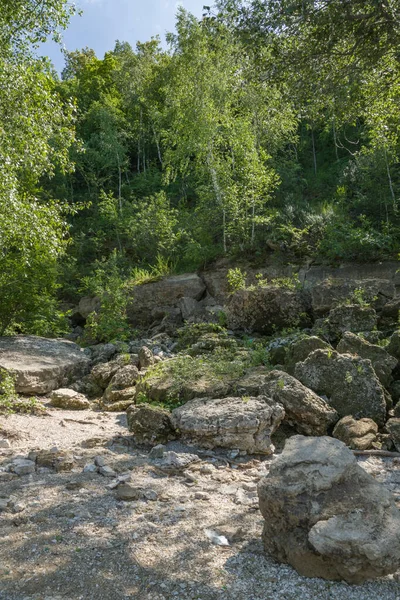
[{"left": 40, "top": 0, "right": 206, "bottom": 73}]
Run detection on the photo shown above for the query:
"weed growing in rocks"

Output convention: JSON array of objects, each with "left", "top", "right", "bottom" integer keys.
[{"left": 0, "top": 369, "right": 45, "bottom": 414}]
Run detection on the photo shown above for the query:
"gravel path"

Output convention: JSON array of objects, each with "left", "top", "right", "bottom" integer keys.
[{"left": 1, "top": 408, "right": 400, "bottom": 600}]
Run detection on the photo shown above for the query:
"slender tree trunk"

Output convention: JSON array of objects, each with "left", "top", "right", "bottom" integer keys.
[
  {"left": 251, "top": 202, "right": 255, "bottom": 246},
  {"left": 384, "top": 148, "right": 396, "bottom": 215},
  {"left": 151, "top": 121, "right": 163, "bottom": 166},
  {"left": 207, "top": 150, "right": 226, "bottom": 253},
  {"left": 311, "top": 127, "right": 317, "bottom": 175},
  {"left": 332, "top": 116, "right": 339, "bottom": 162},
  {"left": 116, "top": 150, "right": 122, "bottom": 214}
]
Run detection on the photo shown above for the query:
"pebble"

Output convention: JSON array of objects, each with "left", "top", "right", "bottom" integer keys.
[
  {"left": 10, "top": 459, "right": 35, "bottom": 476},
  {"left": 83, "top": 463, "right": 97, "bottom": 473},
  {"left": 0, "top": 438, "right": 11, "bottom": 448},
  {"left": 99, "top": 465, "right": 116, "bottom": 477}
]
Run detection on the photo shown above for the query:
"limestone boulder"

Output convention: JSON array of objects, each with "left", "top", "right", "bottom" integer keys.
[
  {"left": 88, "top": 343, "right": 117, "bottom": 366},
  {"left": 90, "top": 354, "right": 138, "bottom": 390},
  {"left": 284, "top": 336, "right": 331, "bottom": 375},
  {"left": 103, "top": 365, "right": 140, "bottom": 403},
  {"left": 261, "top": 370, "right": 338, "bottom": 436},
  {"left": 171, "top": 395, "right": 285, "bottom": 454},
  {"left": 0, "top": 336, "right": 90, "bottom": 395},
  {"left": 295, "top": 349, "right": 386, "bottom": 425},
  {"left": 50, "top": 388, "right": 90, "bottom": 410},
  {"left": 311, "top": 278, "right": 395, "bottom": 316},
  {"left": 327, "top": 305, "right": 377, "bottom": 336},
  {"left": 226, "top": 286, "right": 311, "bottom": 334},
  {"left": 258, "top": 435, "right": 400, "bottom": 583},
  {"left": 387, "top": 331, "right": 400, "bottom": 361},
  {"left": 136, "top": 359, "right": 234, "bottom": 405},
  {"left": 126, "top": 273, "right": 206, "bottom": 327},
  {"left": 332, "top": 415, "right": 378, "bottom": 450},
  {"left": 138, "top": 346, "right": 155, "bottom": 369},
  {"left": 385, "top": 418, "right": 400, "bottom": 452},
  {"left": 127, "top": 403, "right": 176, "bottom": 445},
  {"left": 337, "top": 332, "right": 397, "bottom": 387}
]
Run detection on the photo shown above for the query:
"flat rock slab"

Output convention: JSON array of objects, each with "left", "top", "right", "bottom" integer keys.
[{"left": 0, "top": 336, "right": 90, "bottom": 394}]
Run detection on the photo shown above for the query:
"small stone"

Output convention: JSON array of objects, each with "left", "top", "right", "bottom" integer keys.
[
  {"left": 83, "top": 463, "right": 97, "bottom": 473},
  {"left": 0, "top": 439, "right": 11, "bottom": 448},
  {"left": 143, "top": 489, "right": 158, "bottom": 501},
  {"left": 148, "top": 444, "right": 166, "bottom": 459},
  {"left": 94, "top": 456, "right": 106, "bottom": 467},
  {"left": 194, "top": 492, "right": 210, "bottom": 500},
  {"left": 11, "top": 459, "right": 35, "bottom": 476},
  {"left": 66, "top": 481, "right": 84, "bottom": 491},
  {"left": 10, "top": 501, "right": 25, "bottom": 513},
  {"left": 0, "top": 498, "right": 10, "bottom": 511},
  {"left": 116, "top": 483, "right": 142, "bottom": 501},
  {"left": 99, "top": 466, "right": 116, "bottom": 478}
]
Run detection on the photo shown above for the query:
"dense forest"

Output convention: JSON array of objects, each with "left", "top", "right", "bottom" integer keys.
[{"left": 1, "top": 0, "right": 400, "bottom": 338}]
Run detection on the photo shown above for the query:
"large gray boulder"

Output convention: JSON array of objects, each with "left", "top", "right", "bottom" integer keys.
[
  {"left": 295, "top": 349, "right": 387, "bottom": 425},
  {"left": 171, "top": 395, "right": 285, "bottom": 454},
  {"left": 337, "top": 332, "right": 397, "bottom": 387},
  {"left": 261, "top": 370, "right": 338, "bottom": 436},
  {"left": 226, "top": 286, "right": 310, "bottom": 334},
  {"left": 0, "top": 336, "right": 90, "bottom": 394},
  {"left": 258, "top": 435, "right": 400, "bottom": 583},
  {"left": 126, "top": 274, "right": 206, "bottom": 327}
]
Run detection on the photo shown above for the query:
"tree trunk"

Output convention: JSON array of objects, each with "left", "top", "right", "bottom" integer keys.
[
  {"left": 311, "top": 127, "right": 317, "bottom": 175},
  {"left": 207, "top": 150, "right": 226, "bottom": 253}
]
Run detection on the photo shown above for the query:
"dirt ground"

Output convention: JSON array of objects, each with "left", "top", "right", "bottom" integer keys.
[{"left": 1, "top": 407, "right": 400, "bottom": 600}]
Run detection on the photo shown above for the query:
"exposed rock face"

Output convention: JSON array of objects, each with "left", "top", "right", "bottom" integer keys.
[
  {"left": 327, "top": 305, "right": 378, "bottom": 336},
  {"left": 337, "top": 332, "right": 397, "bottom": 387},
  {"left": 284, "top": 336, "right": 331, "bottom": 375},
  {"left": 258, "top": 435, "right": 400, "bottom": 583},
  {"left": 50, "top": 388, "right": 90, "bottom": 410},
  {"left": 385, "top": 418, "right": 400, "bottom": 452},
  {"left": 90, "top": 354, "right": 138, "bottom": 390},
  {"left": 261, "top": 371, "right": 338, "bottom": 436},
  {"left": 310, "top": 278, "right": 395, "bottom": 316},
  {"left": 171, "top": 395, "right": 285, "bottom": 454},
  {"left": 126, "top": 274, "right": 206, "bottom": 327},
  {"left": 295, "top": 349, "right": 387, "bottom": 425},
  {"left": 226, "top": 286, "right": 310, "bottom": 334},
  {"left": 332, "top": 415, "right": 378, "bottom": 450},
  {"left": 103, "top": 365, "right": 140, "bottom": 403},
  {"left": 0, "top": 336, "right": 90, "bottom": 394},
  {"left": 127, "top": 403, "right": 176, "bottom": 444}
]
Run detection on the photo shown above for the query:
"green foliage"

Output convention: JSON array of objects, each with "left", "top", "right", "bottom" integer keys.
[
  {"left": 176, "top": 322, "right": 227, "bottom": 350},
  {"left": 130, "top": 254, "right": 173, "bottom": 286},
  {"left": 80, "top": 252, "right": 130, "bottom": 344},
  {"left": 227, "top": 268, "right": 247, "bottom": 294},
  {"left": 0, "top": 369, "right": 44, "bottom": 414}
]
